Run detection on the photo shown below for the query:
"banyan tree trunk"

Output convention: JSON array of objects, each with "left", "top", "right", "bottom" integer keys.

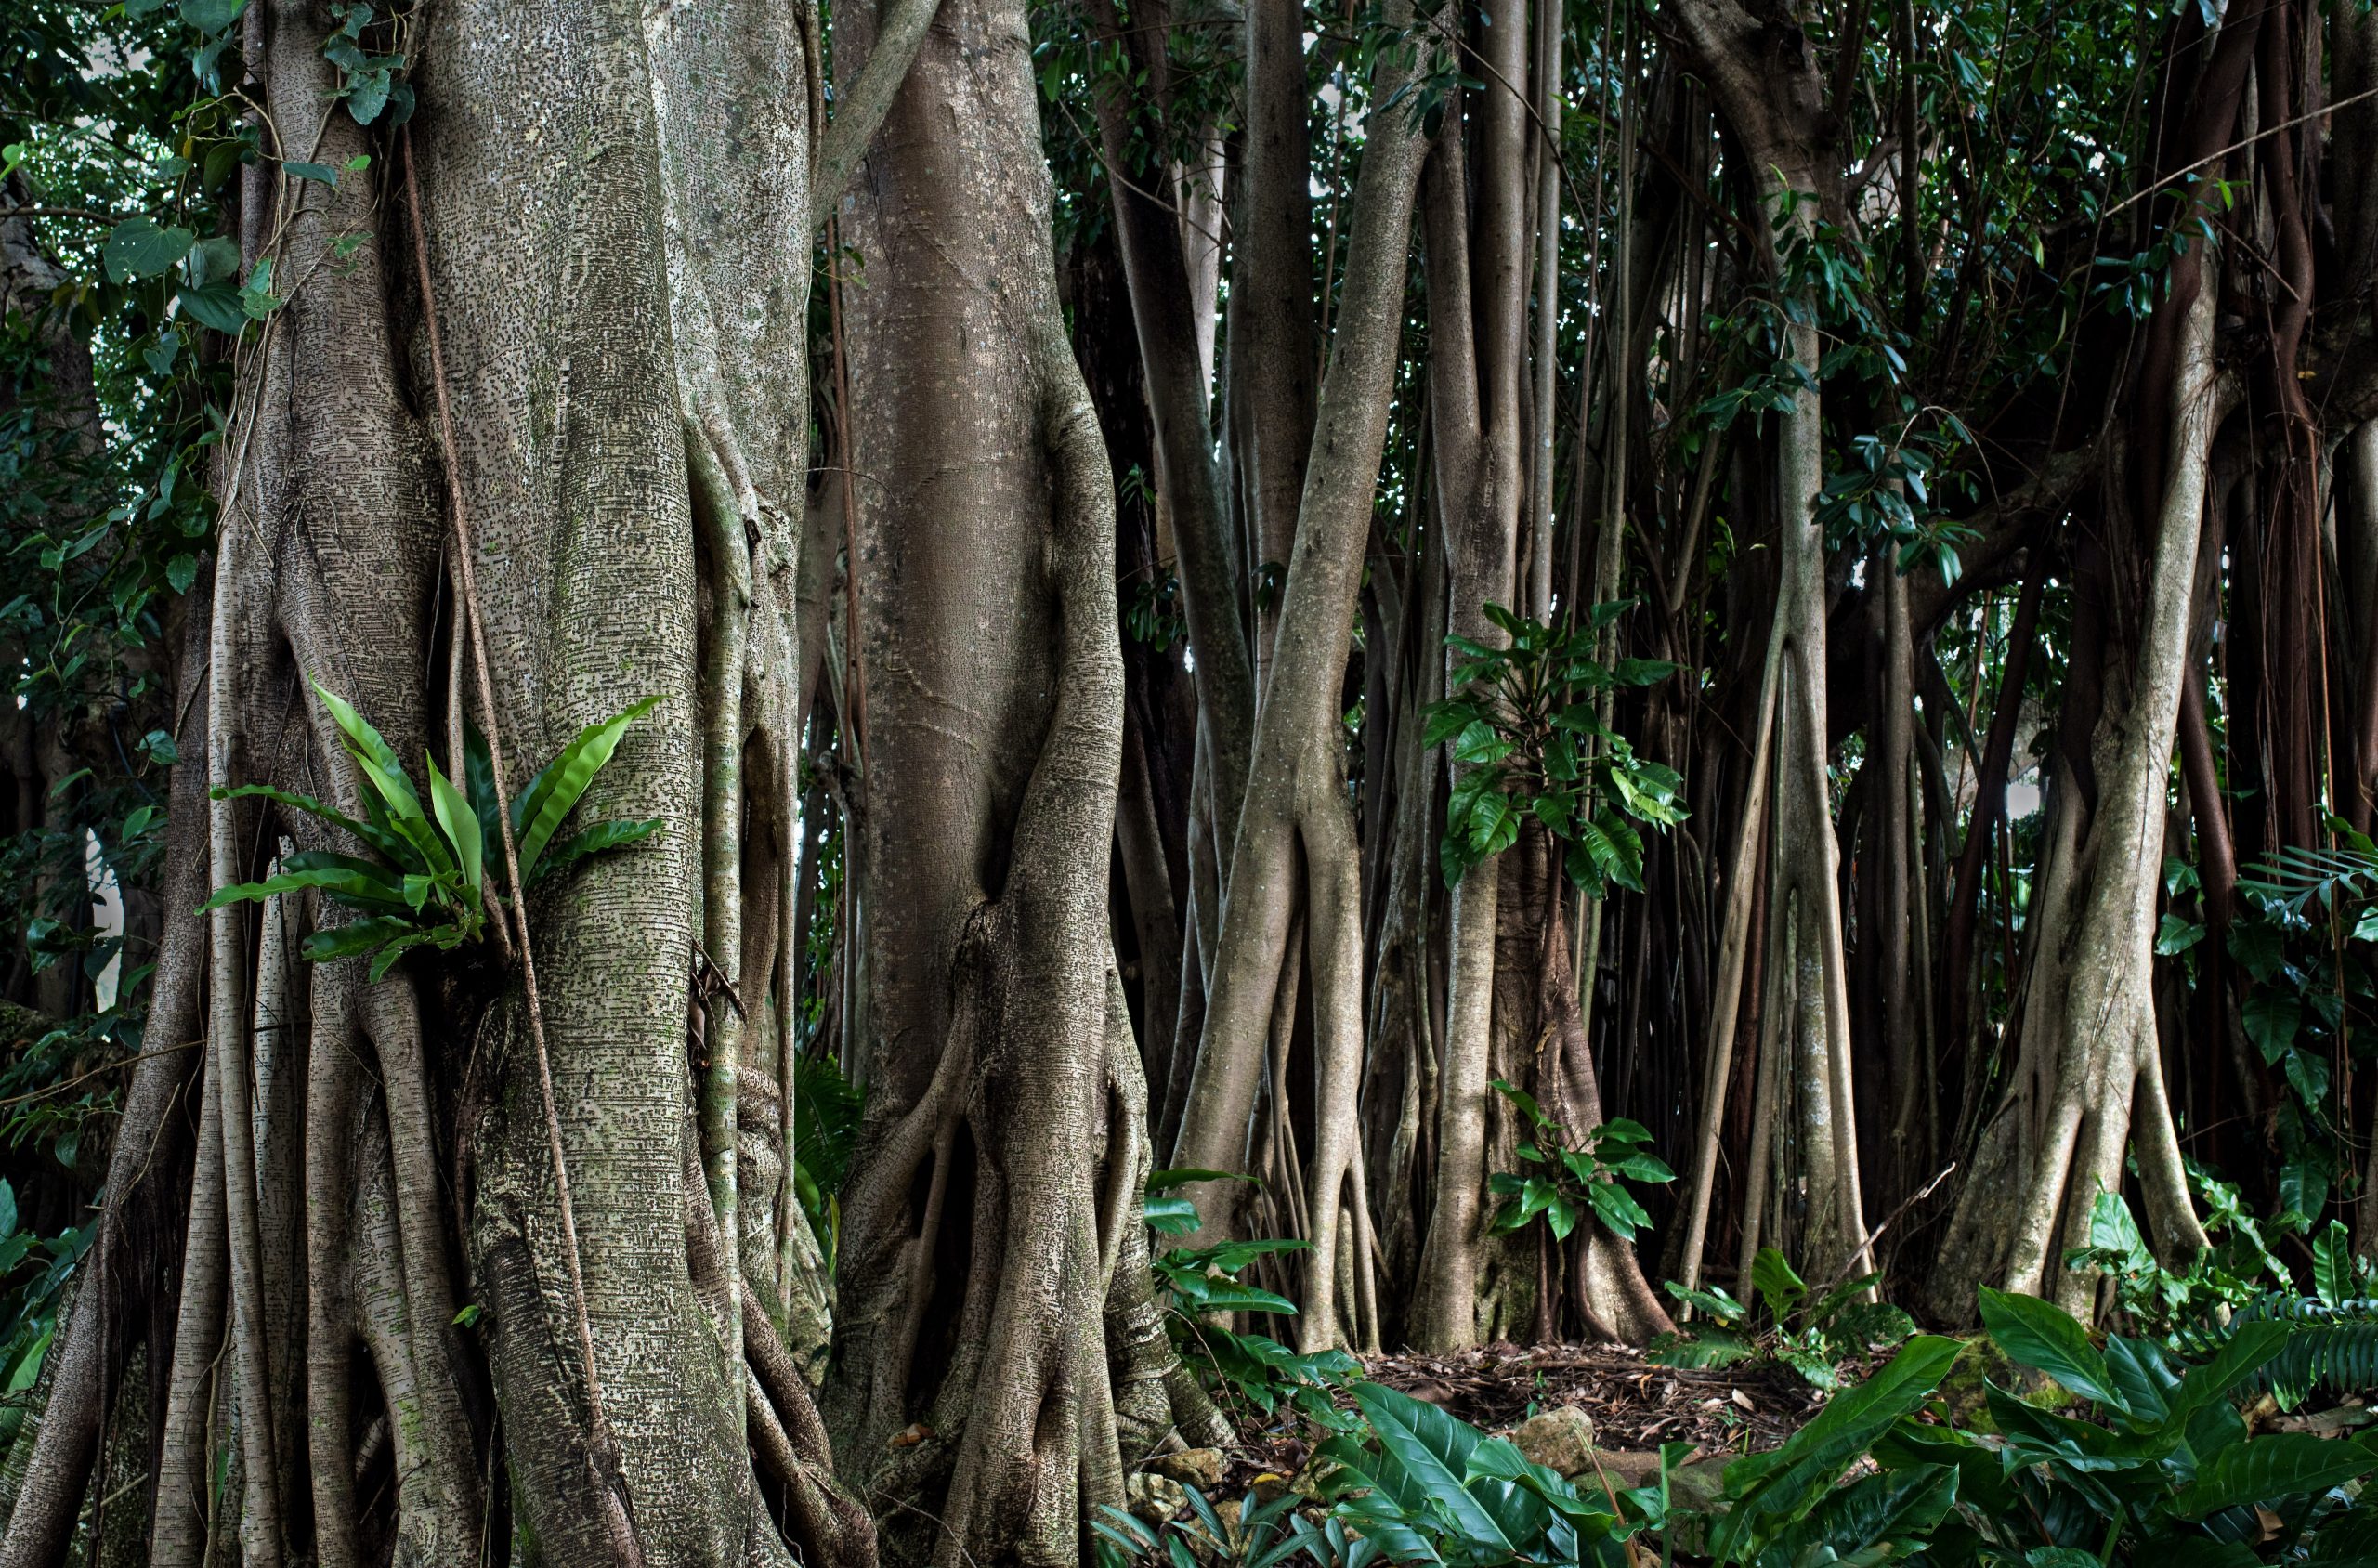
[{"left": 819, "top": 5, "right": 1221, "bottom": 1564}]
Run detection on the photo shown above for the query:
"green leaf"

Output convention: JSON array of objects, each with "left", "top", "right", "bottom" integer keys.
[
  {"left": 1143, "top": 1191, "right": 1200, "bottom": 1235},
  {"left": 312, "top": 683, "right": 450, "bottom": 878},
  {"left": 512, "top": 696, "right": 661, "bottom": 880},
  {"left": 1791, "top": 1463, "right": 1958, "bottom": 1558},
  {"left": 1350, "top": 1384, "right": 1515, "bottom": 1556},
  {"left": 1750, "top": 1247, "right": 1808, "bottom": 1323},
  {"left": 2170, "top": 1434, "right": 2378, "bottom": 1516},
  {"left": 2312, "top": 1220, "right": 2353, "bottom": 1309},
  {"left": 2101, "top": 1335, "right": 2175, "bottom": 1425},
  {"left": 426, "top": 754, "right": 484, "bottom": 905},
  {"left": 527, "top": 818, "right": 660, "bottom": 885},
  {"left": 1585, "top": 1182, "right": 1651, "bottom": 1241},
  {"left": 176, "top": 283, "right": 249, "bottom": 335},
  {"left": 1713, "top": 1336, "right": 1963, "bottom": 1563},
  {"left": 284, "top": 161, "right": 340, "bottom": 185},
  {"left": 463, "top": 723, "right": 503, "bottom": 856},
  {"left": 104, "top": 217, "right": 195, "bottom": 283},
  {"left": 1647, "top": 1326, "right": 1757, "bottom": 1367},
  {"left": 2164, "top": 1320, "right": 2291, "bottom": 1429},
  {"left": 182, "top": 0, "right": 246, "bottom": 33},
  {"left": 198, "top": 862, "right": 406, "bottom": 915},
  {"left": 367, "top": 931, "right": 434, "bottom": 983},
  {"left": 2243, "top": 990, "right": 2302, "bottom": 1063},
  {"left": 1978, "top": 1286, "right": 2124, "bottom": 1412},
  {"left": 209, "top": 783, "right": 411, "bottom": 864},
  {"left": 1490, "top": 1078, "right": 1552, "bottom": 1130},
  {"left": 0, "top": 1180, "right": 17, "bottom": 1240},
  {"left": 1188, "top": 1283, "right": 1300, "bottom": 1315},
  {"left": 299, "top": 916, "right": 416, "bottom": 964}
]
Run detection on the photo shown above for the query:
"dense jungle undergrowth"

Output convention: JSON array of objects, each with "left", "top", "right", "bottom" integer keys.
[{"left": 3, "top": 0, "right": 2378, "bottom": 1560}]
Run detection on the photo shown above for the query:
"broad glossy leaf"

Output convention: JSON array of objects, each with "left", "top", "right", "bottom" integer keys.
[
  {"left": 2101, "top": 1335, "right": 2175, "bottom": 1425},
  {"left": 1143, "top": 1191, "right": 1199, "bottom": 1235},
  {"left": 104, "top": 216, "right": 195, "bottom": 283},
  {"left": 1351, "top": 1384, "right": 1515, "bottom": 1557},
  {"left": 2312, "top": 1220, "right": 2354, "bottom": 1309},
  {"left": 300, "top": 916, "right": 416, "bottom": 963},
  {"left": 1979, "top": 1287, "right": 2124, "bottom": 1412},
  {"left": 1789, "top": 1462, "right": 1957, "bottom": 1558},
  {"left": 2170, "top": 1433, "right": 2378, "bottom": 1516},
  {"left": 312, "top": 684, "right": 450, "bottom": 878},
  {"left": 426, "top": 753, "right": 483, "bottom": 904},
  {"left": 1714, "top": 1336, "right": 1963, "bottom": 1563},
  {"left": 1751, "top": 1247, "right": 1808, "bottom": 1322}
]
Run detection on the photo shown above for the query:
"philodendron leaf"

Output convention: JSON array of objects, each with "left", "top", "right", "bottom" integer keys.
[
  {"left": 512, "top": 695, "right": 661, "bottom": 879},
  {"left": 1978, "top": 1286, "right": 2125, "bottom": 1413}
]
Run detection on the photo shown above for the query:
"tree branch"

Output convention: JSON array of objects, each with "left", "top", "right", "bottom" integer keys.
[{"left": 811, "top": 0, "right": 946, "bottom": 229}]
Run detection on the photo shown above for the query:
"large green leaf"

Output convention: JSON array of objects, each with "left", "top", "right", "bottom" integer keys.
[
  {"left": 2309, "top": 1501, "right": 2378, "bottom": 1561},
  {"left": 300, "top": 917, "right": 417, "bottom": 964},
  {"left": 211, "top": 783, "right": 411, "bottom": 865},
  {"left": 2163, "top": 1320, "right": 2290, "bottom": 1431},
  {"left": 103, "top": 216, "right": 195, "bottom": 283},
  {"left": 423, "top": 756, "right": 482, "bottom": 908},
  {"left": 1712, "top": 1336, "right": 1963, "bottom": 1564},
  {"left": 1750, "top": 1247, "right": 1807, "bottom": 1323},
  {"left": 312, "top": 684, "right": 450, "bottom": 878},
  {"left": 200, "top": 860, "right": 407, "bottom": 914},
  {"left": 1350, "top": 1384, "right": 1513, "bottom": 1556},
  {"left": 426, "top": 754, "right": 483, "bottom": 906},
  {"left": 463, "top": 723, "right": 503, "bottom": 856},
  {"left": 512, "top": 696, "right": 661, "bottom": 879},
  {"left": 1786, "top": 1464, "right": 1957, "bottom": 1560},
  {"left": 2101, "top": 1336, "right": 2175, "bottom": 1426},
  {"left": 2169, "top": 1433, "right": 2377, "bottom": 1516},
  {"left": 1978, "top": 1287, "right": 2124, "bottom": 1412},
  {"left": 2311, "top": 1221, "right": 2354, "bottom": 1310}
]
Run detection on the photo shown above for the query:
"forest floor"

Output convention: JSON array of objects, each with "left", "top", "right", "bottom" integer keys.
[{"left": 1209, "top": 1342, "right": 1831, "bottom": 1496}]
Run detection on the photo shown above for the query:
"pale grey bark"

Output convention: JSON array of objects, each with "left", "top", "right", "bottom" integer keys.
[
  {"left": 1166, "top": 7, "right": 1433, "bottom": 1242},
  {"left": 2001, "top": 281, "right": 2221, "bottom": 1313}
]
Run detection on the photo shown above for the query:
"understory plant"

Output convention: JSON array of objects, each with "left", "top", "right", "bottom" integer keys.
[
  {"left": 1486, "top": 1078, "right": 1674, "bottom": 1247},
  {"left": 1146, "top": 1169, "right": 1362, "bottom": 1432},
  {"left": 1427, "top": 603, "right": 1683, "bottom": 895},
  {"left": 203, "top": 682, "right": 660, "bottom": 979},
  {"left": 1652, "top": 1246, "right": 1916, "bottom": 1389},
  {"left": 1099, "top": 1293, "right": 2373, "bottom": 1568}
]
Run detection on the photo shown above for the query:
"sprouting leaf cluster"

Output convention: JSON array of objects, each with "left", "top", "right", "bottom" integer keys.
[
  {"left": 203, "top": 683, "right": 661, "bottom": 981},
  {"left": 1485, "top": 1078, "right": 1673, "bottom": 1247},
  {"left": 1427, "top": 603, "right": 1682, "bottom": 896}
]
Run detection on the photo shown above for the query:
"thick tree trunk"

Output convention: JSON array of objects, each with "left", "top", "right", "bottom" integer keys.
[{"left": 821, "top": 6, "right": 1210, "bottom": 1562}]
